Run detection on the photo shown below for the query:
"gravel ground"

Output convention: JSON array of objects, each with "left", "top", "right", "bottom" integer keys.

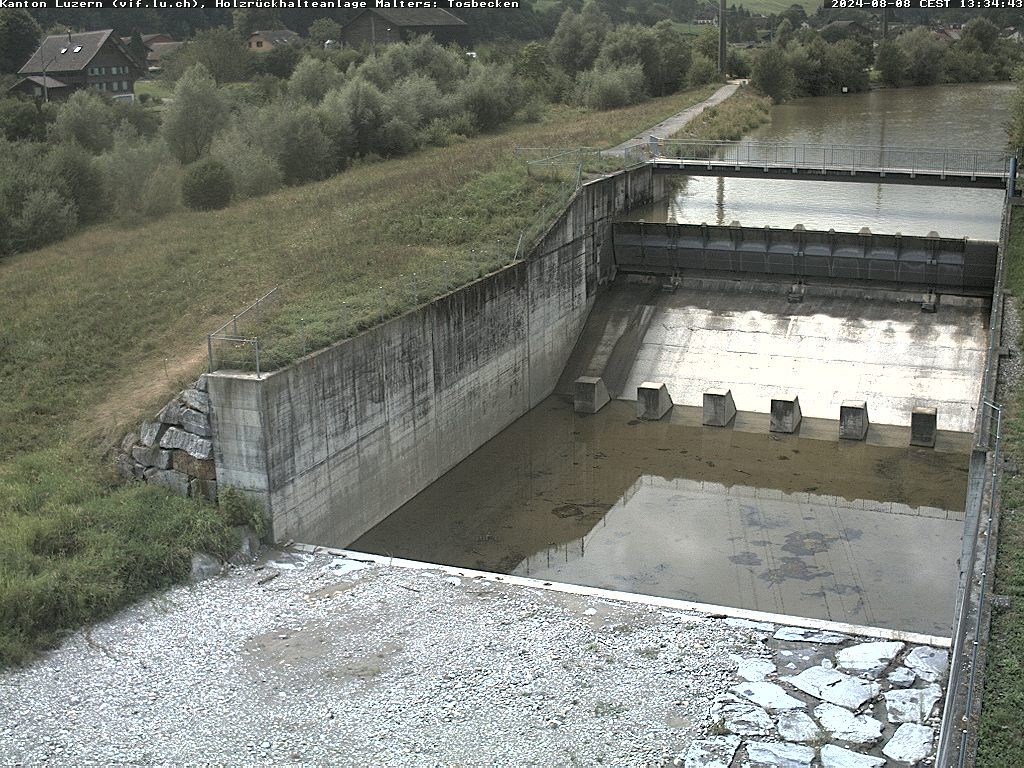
[{"left": 0, "top": 551, "right": 761, "bottom": 767}]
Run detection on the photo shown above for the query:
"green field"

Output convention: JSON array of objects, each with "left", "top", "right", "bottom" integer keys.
[{"left": 0, "top": 85, "right": 735, "bottom": 665}]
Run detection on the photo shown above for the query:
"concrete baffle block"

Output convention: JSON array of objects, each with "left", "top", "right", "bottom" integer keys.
[
  {"left": 703, "top": 388, "right": 737, "bottom": 427},
  {"left": 574, "top": 376, "right": 610, "bottom": 414},
  {"left": 839, "top": 400, "right": 870, "bottom": 441},
  {"left": 770, "top": 395, "right": 802, "bottom": 433},
  {"left": 637, "top": 382, "right": 673, "bottom": 420},
  {"left": 910, "top": 406, "right": 938, "bottom": 448}
]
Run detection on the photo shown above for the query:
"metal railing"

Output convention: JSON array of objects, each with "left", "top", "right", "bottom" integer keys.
[
  {"left": 649, "top": 139, "right": 1013, "bottom": 178},
  {"left": 207, "top": 286, "right": 281, "bottom": 377},
  {"left": 516, "top": 144, "right": 648, "bottom": 182}
]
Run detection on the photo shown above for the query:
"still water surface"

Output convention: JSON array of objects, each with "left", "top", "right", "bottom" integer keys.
[{"left": 630, "top": 83, "right": 1012, "bottom": 239}]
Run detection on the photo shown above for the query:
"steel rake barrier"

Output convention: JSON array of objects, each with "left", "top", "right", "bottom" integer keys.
[{"left": 649, "top": 139, "right": 1013, "bottom": 179}]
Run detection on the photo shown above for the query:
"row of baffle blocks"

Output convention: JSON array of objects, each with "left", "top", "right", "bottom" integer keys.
[{"left": 573, "top": 376, "right": 940, "bottom": 448}]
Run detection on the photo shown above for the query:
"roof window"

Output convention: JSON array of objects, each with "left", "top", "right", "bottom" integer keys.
[
  {"left": 73, "top": 46, "right": 82, "bottom": 53},
  {"left": 60, "top": 47, "right": 68, "bottom": 54}
]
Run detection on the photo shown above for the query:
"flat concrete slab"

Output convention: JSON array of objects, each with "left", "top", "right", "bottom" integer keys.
[{"left": 621, "top": 289, "right": 987, "bottom": 433}]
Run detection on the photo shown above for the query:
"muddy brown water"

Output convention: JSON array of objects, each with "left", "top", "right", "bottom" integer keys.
[{"left": 351, "top": 398, "right": 968, "bottom": 636}]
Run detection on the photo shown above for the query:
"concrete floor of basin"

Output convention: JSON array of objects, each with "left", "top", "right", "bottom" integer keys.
[{"left": 350, "top": 397, "right": 970, "bottom": 637}]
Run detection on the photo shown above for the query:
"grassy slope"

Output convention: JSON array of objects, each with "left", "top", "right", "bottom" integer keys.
[
  {"left": 0, "top": 85, "right": 725, "bottom": 665},
  {"left": 978, "top": 211, "right": 1024, "bottom": 767}
]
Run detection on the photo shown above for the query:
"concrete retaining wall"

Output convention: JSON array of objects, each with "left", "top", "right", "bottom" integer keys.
[{"left": 207, "top": 166, "right": 662, "bottom": 545}]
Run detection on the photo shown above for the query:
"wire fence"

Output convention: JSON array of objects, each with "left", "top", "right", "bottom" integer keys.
[
  {"left": 516, "top": 144, "right": 650, "bottom": 183},
  {"left": 207, "top": 286, "right": 281, "bottom": 376}
]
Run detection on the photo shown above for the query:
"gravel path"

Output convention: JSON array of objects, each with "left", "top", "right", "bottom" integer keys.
[
  {"left": 605, "top": 82, "right": 742, "bottom": 156},
  {"left": 0, "top": 551, "right": 757, "bottom": 767}
]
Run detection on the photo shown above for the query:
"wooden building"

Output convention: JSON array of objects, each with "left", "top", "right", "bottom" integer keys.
[
  {"left": 13, "top": 30, "right": 145, "bottom": 102},
  {"left": 340, "top": 8, "right": 466, "bottom": 48}
]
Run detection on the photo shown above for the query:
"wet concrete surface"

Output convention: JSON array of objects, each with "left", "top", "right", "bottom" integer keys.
[{"left": 350, "top": 398, "right": 969, "bottom": 636}]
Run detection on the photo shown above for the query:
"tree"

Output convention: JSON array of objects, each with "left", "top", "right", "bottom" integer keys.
[
  {"left": 308, "top": 18, "right": 342, "bottom": 48},
  {"left": 652, "top": 20, "right": 691, "bottom": 94},
  {"left": 162, "top": 27, "right": 251, "bottom": 84},
  {"left": 596, "top": 25, "right": 661, "bottom": 94},
  {"left": 161, "top": 64, "right": 228, "bottom": 164},
  {"left": 549, "top": 7, "right": 610, "bottom": 75},
  {"left": 182, "top": 158, "right": 233, "bottom": 210},
  {"left": 254, "top": 103, "right": 331, "bottom": 184},
  {"left": 287, "top": 56, "right": 343, "bottom": 103},
  {"left": 751, "top": 46, "right": 794, "bottom": 103},
  {"left": 0, "top": 10, "right": 42, "bottom": 75},
  {"left": 0, "top": 98, "right": 53, "bottom": 142},
  {"left": 898, "top": 27, "right": 946, "bottom": 86},
  {"left": 46, "top": 142, "right": 108, "bottom": 224},
  {"left": 1008, "top": 67, "right": 1024, "bottom": 150},
  {"left": 874, "top": 39, "right": 907, "bottom": 87},
  {"left": 333, "top": 78, "right": 388, "bottom": 157},
  {"left": 774, "top": 18, "right": 793, "bottom": 47},
  {"left": 51, "top": 90, "right": 116, "bottom": 154},
  {"left": 962, "top": 17, "right": 1000, "bottom": 53},
  {"left": 210, "top": 125, "right": 283, "bottom": 200}
]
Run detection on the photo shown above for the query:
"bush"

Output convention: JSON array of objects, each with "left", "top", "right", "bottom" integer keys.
[
  {"left": 572, "top": 63, "right": 647, "bottom": 110},
  {"left": 97, "top": 131, "right": 177, "bottom": 221},
  {"left": 9, "top": 188, "right": 77, "bottom": 253},
  {"left": 287, "top": 56, "right": 343, "bottom": 104},
  {"left": 254, "top": 102, "right": 333, "bottom": 184},
  {"left": 162, "top": 64, "right": 229, "bottom": 164},
  {"left": 51, "top": 90, "right": 116, "bottom": 154},
  {"left": 688, "top": 53, "right": 719, "bottom": 89},
  {"left": 45, "top": 143, "right": 108, "bottom": 225},
  {"left": 457, "top": 63, "right": 524, "bottom": 130},
  {"left": 182, "top": 158, "right": 233, "bottom": 211},
  {"left": 210, "top": 126, "right": 283, "bottom": 200}
]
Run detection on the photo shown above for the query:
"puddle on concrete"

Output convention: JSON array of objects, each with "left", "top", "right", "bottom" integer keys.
[{"left": 349, "top": 398, "right": 969, "bottom": 636}]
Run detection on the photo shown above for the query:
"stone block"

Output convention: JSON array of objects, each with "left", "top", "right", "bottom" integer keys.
[
  {"left": 910, "top": 406, "right": 937, "bottom": 448},
  {"left": 574, "top": 376, "right": 610, "bottom": 414},
  {"left": 139, "top": 421, "right": 167, "bottom": 448},
  {"left": 132, "top": 444, "right": 173, "bottom": 470},
  {"left": 703, "top": 388, "right": 737, "bottom": 427},
  {"left": 636, "top": 382, "right": 673, "bottom": 420},
  {"left": 143, "top": 467, "right": 191, "bottom": 496},
  {"left": 770, "top": 395, "right": 802, "bottom": 433},
  {"left": 120, "top": 431, "right": 137, "bottom": 454},
  {"left": 160, "top": 427, "right": 213, "bottom": 460},
  {"left": 182, "top": 388, "right": 211, "bottom": 414},
  {"left": 180, "top": 408, "right": 212, "bottom": 438},
  {"left": 173, "top": 451, "right": 217, "bottom": 481},
  {"left": 115, "top": 453, "right": 135, "bottom": 480},
  {"left": 157, "top": 400, "right": 183, "bottom": 426},
  {"left": 194, "top": 374, "right": 209, "bottom": 393},
  {"left": 839, "top": 400, "right": 869, "bottom": 441}
]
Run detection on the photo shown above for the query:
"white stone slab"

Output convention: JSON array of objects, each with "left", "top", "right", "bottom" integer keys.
[
  {"left": 904, "top": 647, "right": 949, "bottom": 683},
  {"left": 820, "top": 744, "right": 886, "bottom": 768},
  {"left": 836, "top": 641, "right": 905, "bottom": 675},
  {"left": 787, "top": 666, "right": 880, "bottom": 709},
  {"left": 883, "top": 684, "right": 943, "bottom": 724},
  {"left": 744, "top": 741, "right": 814, "bottom": 768},
  {"left": 814, "top": 703, "right": 884, "bottom": 745},
  {"left": 882, "top": 723, "right": 935, "bottom": 764},
  {"left": 680, "top": 735, "right": 741, "bottom": 768},
  {"left": 887, "top": 667, "right": 917, "bottom": 688},
  {"left": 724, "top": 618, "right": 775, "bottom": 633},
  {"left": 774, "top": 626, "right": 851, "bottom": 644},
  {"left": 736, "top": 657, "right": 777, "bottom": 682},
  {"left": 776, "top": 710, "right": 822, "bottom": 743},
  {"left": 730, "top": 681, "right": 806, "bottom": 711}
]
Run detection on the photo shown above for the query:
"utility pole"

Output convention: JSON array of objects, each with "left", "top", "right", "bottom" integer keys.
[{"left": 718, "top": 0, "right": 727, "bottom": 76}]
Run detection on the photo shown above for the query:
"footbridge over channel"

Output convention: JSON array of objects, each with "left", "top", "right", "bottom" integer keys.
[{"left": 645, "top": 140, "right": 1016, "bottom": 190}]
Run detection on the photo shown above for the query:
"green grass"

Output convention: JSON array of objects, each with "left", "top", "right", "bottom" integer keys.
[
  {"left": 670, "top": 86, "right": 772, "bottom": 141},
  {"left": 978, "top": 209, "right": 1024, "bottom": 766},
  {"left": 0, "top": 85, "right": 746, "bottom": 666},
  {"left": 133, "top": 79, "right": 173, "bottom": 102}
]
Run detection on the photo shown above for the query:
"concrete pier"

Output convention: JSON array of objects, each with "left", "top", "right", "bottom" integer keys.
[
  {"left": 575, "top": 377, "right": 610, "bottom": 414},
  {"left": 770, "top": 396, "right": 802, "bottom": 433},
  {"left": 911, "top": 407, "right": 938, "bottom": 448},
  {"left": 636, "top": 382, "right": 673, "bottom": 420},
  {"left": 839, "top": 401, "right": 870, "bottom": 441},
  {"left": 703, "top": 388, "right": 737, "bottom": 427}
]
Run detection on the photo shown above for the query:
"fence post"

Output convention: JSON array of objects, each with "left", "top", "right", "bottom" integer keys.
[
  {"left": 412, "top": 272, "right": 418, "bottom": 305},
  {"left": 379, "top": 285, "right": 385, "bottom": 323},
  {"left": 232, "top": 314, "right": 238, "bottom": 336},
  {"left": 255, "top": 340, "right": 261, "bottom": 379},
  {"left": 207, "top": 334, "right": 213, "bottom": 373},
  {"left": 301, "top": 318, "right": 306, "bottom": 356}
]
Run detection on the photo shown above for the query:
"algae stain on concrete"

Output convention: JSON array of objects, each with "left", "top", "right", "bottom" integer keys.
[{"left": 349, "top": 398, "right": 969, "bottom": 636}]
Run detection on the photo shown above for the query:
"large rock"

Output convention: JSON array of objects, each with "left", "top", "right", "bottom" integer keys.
[
  {"left": 730, "top": 681, "right": 806, "bottom": 710},
  {"left": 679, "top": 735, "right": 741, "bottom": 768},
  {"left": 139, "top": 421, "right": 167, "bottom": 448},
  {"left": 883, "top": 684, "right": 942, "bottom": 724},
  {"left": 132, "top": 445, "right": 172, "bottom": 470},
  {"left": 820, "top": 745, "right": 885, "bottom": 768},
  {"left": 814, "top": 702, "right": 884, "bottom": 744},
  {"left": 774, "top": 626, "right": 850, "bottom": 644},
  {"left": 114, "top": 453, "right": 136, "bottom": 480},
  {"left": 744, "top": 741, "right": 814, "bottom": 768},
  {"left": 190, "top": 552, "right": 222, "bottom": 583},
  {"left": 157, "top": 400, "right": 183, "bottom": 426},
  {"left": 160, "top": 427, "right": 212, "bottom": 460},
  {"left": 120, "top": 431, "right": 137, "bottom": 453},
  {"left": 194, "top": 374, "right": 209, "bottom": 393},
  {"left": 711, "top": 695, "right": 772, "bottom": 736},
  {"left": 180, "top": 408, "right": 212, "bottom": 438},
  {"left": 736, "top": 657, "right": 776, "bottom": 682},
  {"left": 887, "top": 667, "right": 917, "bottom": 688},
  {"left": 882, "top": 723, "right": 934, "bottom": 764},
  {"left": 787, "top": 666, "right": 880, "bottom": 709},
  {"left": 836, "top": 641, "right": 905, "bottom": 675},
  {"left": 143, "top": 467, "right": 191, "bottom": 495},
  {"left": 182, "top": 388, "right": 211, "bottom": 413},
  {"left": 173, "top": 451, "right": 217, "bottom": 481},
  {"left": 776, "top": 710, "right": 822, "bottom": 743},
  {"left": 904, "top": 647, "right": 948, "bottom": 683}
]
